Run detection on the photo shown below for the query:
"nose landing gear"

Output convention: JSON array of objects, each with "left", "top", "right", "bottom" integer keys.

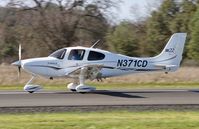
[{"left": 24, "top": 76, "right": 42, "bottom": 93}]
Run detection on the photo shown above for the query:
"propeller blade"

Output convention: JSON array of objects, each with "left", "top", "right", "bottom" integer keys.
[
  {"left": 18, "top": 44, "right": 22, "bottom": 78},
  {"left": 18, "top": 66, "right": 21, "bottom": 78},
  {"left": 19, "top": 44, "right": 21, "bottom": 61},
  {"left": 11, "top": 44, "right": 22, "bottom": 79}
]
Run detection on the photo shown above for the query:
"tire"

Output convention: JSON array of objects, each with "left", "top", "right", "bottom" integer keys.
[
  {"left": 79, "top": 92, "right": 86, "bottom": 94},
  {"left": 70, "top": 89, "right": 77, "bottom": 92}
]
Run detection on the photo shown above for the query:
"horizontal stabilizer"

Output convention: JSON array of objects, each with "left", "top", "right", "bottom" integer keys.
[{"left": 154, "top": 64, "right": 178, "bottom": 71}]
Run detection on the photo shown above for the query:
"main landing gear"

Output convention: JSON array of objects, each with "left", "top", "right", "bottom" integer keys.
[
  {"left": 67, "top": 67, "right": 96, "bottom": 93},
  {"left": 24, "top": 76, "right": 42, "bottom": 93}
]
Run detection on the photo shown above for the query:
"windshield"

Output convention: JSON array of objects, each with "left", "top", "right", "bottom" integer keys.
[{"left": 49, "top": 49, "right": 67, "bottom": 59}]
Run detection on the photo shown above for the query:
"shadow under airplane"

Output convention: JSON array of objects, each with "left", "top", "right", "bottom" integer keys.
[
  {"left": 52, "top": 90, "right": 146, "bottom": 98},
  {"left": 91, "top": 90, "right": 146, "bottom": 98}
]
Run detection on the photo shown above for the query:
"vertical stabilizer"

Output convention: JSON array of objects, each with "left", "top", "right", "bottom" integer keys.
[{"left": 153, "top": 33, "right": 187, "bottom": 71}]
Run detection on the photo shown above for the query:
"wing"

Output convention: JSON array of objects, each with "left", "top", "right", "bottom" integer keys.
[{"left": 65, "top": 64, "right": 114, "bottom": 80}]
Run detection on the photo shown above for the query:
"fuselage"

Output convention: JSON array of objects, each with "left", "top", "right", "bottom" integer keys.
[{"left": 18, "top": 46, "right": 170, "bottom": 79}]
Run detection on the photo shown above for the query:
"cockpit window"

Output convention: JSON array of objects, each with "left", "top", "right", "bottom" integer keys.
[
  {"left": 88, "top": 51, "right": 105, "bottom": 61},
  {"left": 68, "top": 49, "right": 85, "bottom": 60},
  {"left": 49, "top": 49, "right": 66, "bottom": 59}
]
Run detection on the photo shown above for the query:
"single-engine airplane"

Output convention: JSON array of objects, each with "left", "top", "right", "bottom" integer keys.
[{"left": 12, "top": 33, "right": 187, "bottom": 93}]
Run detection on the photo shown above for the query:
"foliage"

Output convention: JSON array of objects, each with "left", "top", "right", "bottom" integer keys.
[
  {"left": 188, "top": 6, "right": 199, "bottom": 62},
  {"left": 146, "top": 0, "right": 178, "bottom": 56},
  {"left": 0, "top": 0, "right": 199, "bottom": 64},
  {"left": 106, "top": 22, "right": 140, "bottom": 56},
  {"left": 0, "top": 0, "right": 116, "bottom": 61},
  {"left": 170, "top": 0, "right": 197, "bottom": 59},
  {"left": 145, "top": 0, "right": 198, "bottom": 59}
]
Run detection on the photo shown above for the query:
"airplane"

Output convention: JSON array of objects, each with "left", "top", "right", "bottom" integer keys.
[{"left": 12, "top": 33, "right": 187, "bottom": 93}]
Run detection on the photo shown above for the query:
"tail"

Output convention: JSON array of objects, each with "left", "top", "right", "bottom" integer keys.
[{"left": 153, "top": 33, "right": 187, "bottom": 72}]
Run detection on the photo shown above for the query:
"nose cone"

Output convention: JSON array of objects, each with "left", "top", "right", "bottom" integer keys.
[{"left": 12, "top": 60, "right": 21, "bottom": 66}]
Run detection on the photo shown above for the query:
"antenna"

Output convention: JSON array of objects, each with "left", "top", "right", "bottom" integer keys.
[{"left": 90, "top": 40, "right": 101, "bottom": 48}]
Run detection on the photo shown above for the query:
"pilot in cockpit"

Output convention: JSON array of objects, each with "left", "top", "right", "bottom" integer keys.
[{"left": 70, "top": 50, "right": 81, "bottom": 60}]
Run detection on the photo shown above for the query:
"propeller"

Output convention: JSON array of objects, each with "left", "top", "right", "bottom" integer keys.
[
  {"left": 12, "top": 44, "right": 22, "bottom": 78},
  {"left": 19, "top": 44, "right": 21, "bottom": 61},
  {"left": 18, "top": 44, "right": 21, "bottom": 77}
]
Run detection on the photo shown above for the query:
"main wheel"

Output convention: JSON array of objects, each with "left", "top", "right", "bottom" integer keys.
[
  {"left": 67, "top": 83, "right": 78, "bottom": 92},
  {"left": 70, "top": 89, "right": 77, "bottom": 92},
  {"left": 76, "top": 85, "right": 96, "bottom": 93},
  {"left": 79, "top": 92, "right": 86, "bottom": 94}
]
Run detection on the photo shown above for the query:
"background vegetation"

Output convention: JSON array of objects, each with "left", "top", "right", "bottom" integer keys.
[{"left": 0, "top": 0, "right": 199, "bottom": 65}]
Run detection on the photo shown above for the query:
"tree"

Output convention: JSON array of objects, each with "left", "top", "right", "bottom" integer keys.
[
  {"left": 146, "top": 0, "right": 179, "bottom": 56},
  {"left": 188, "top": 6, "right": 199, "bottom": 62},
  {"left": 169, "top": 0, "right": 197, "bottom": 59},
  {"left": 170, "top": 0, "right": 197, "bottom": 33},
  {"left": 106, "top": 22, "right": 139, "bottom": 57},
  {"left": 5, "top": 0, "right": 118, "bottom": 58}
]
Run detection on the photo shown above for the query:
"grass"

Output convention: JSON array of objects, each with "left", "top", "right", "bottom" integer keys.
[
  {"left": 0, "top": 66, "right": 198, "bottom": 91},
  {"left": 0, "top": 82, "right": 199, "bottom": 91},
  {"left": 0, "top": 111, "right": 199, "bottom": 129}
]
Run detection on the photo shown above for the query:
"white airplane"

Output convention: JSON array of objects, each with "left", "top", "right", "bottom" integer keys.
[{"left": 12, "top": 33, "right": 187, "bottom": 93}]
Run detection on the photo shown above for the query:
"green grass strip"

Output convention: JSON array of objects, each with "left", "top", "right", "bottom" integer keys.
[
  {"left": 0, "top": 82, "right": 199, "bottom": 91},
  {"left": 0, "top": 111, "right": 199, "bottom": 129}
]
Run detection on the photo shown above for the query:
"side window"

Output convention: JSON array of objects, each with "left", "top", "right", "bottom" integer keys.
[
  {"left": 68, "top": 49, "right": 85, "bottom": 60},
  {"left": 88, "top": 51, "right": 105, "bottom": 61}
]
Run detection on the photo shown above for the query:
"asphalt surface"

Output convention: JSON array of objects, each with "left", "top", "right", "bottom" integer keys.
[{"left": 0, "top": 89, "right": 199, "bottom": 107}]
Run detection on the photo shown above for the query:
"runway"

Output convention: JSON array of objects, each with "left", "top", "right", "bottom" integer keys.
[{"left": 0, "top": 89, "right": 199, "bottom": 107}]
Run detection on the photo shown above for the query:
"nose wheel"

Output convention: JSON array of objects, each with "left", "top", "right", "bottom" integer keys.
[{"left": 24, "top": 76, "right": 42, "bottom": 93}]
